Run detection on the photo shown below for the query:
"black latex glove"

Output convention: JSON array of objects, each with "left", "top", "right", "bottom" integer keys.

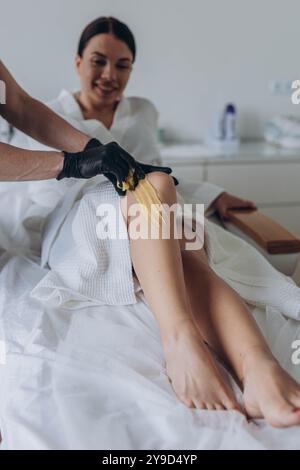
[
  {"left": 57, "top": 138, "right": 143, "bottom": 184},
  {"left": 139, "top": 163, "right": 179, "bottom": 187},
  {"left": 59, "top": 137, "right": 178, "bottom": 196},
  {"left": 106, "top": 163, "right": 179, "bottom": 196}
]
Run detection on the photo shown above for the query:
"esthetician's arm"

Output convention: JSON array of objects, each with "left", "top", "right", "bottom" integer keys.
[
  {"left": 0, "top": 61, "right": 174, "bottom": 186},
  {"left": 0, "top": 60, "right": 90, "bottom": 180},
  {"left": 0, "top": 141, "right": 65, "bottom": 181},
  {"left": 0, "top": 61, "right": 89, "bottom": 152}
]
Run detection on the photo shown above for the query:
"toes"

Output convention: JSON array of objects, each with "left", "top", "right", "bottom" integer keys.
[
  {"left": 215, "top": 404, "right": 225, "bottom": 411},
  {"left": 279, "top": 406, "right": 300, "bottom": 428},
  {"left": 266, "top": 401, "right": 300, "bottom": 428},
  {"left": 290, "top": 392, "right": 300, "bottom": 408},
  {"left": 205, "top": 403, "right": 215, "bottom": 411},
  {"left": 185, "top": 401, "right": 195, "bottom": 409},
  {"left": 180, "top": 396, "right": 236, "bottom": 412},
  {"left": 179, "top": 396, "right": 195, "bottom": 409},
  {"left": 194, "top": 401, "right": 226, "bottom": 411},
  {"left": 224, "top": 399, "right": 243, "bottom": 413},
  {"left": 290, "top": 408, "right": 300, "bottom": 424},
  {"left": 194, "top": 401, "right": 206, "bottom": 410},
  {"left": 271, "top": 411, "right": 300, "bottom": 428}
]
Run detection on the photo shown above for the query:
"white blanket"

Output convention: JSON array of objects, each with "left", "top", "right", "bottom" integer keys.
[
  {"left": 1, "top": 256, "right": 300, "bottom": 450},
  {"left": 1, "top": 178, "right": 300, "bottom": 448}
]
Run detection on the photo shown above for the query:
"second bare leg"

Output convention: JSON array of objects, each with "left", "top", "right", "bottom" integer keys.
[{"left": 180, "top": 234, "right": 300, "bottom": 427}]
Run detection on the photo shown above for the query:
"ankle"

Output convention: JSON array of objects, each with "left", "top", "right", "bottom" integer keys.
[
  {"left": 160, "top": 317, "right": 198, "bottom": 346},
  {"left": 240, "top": 344, "right": 277, "bottom": 384}
]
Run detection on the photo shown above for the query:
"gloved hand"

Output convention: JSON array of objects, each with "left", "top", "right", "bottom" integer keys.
[
  {"left": 106, "top": 163, "right": 179, "bottom": 196},
  {"left": 57, "top": 138, "right": 177, "bottom": 196},
  {"left": 87, "top": 139, "right": 179, "bottom": 196},
  {"left": 57, "top": 138, "right": 142, "bottom": 182},
  {"left": 139, "top": 163, "right": 179, "bottom": 187}
]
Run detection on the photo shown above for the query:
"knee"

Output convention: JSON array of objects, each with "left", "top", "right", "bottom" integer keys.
[
  {"left": 145, "top": 171, "right": 177, "bottom": 203},
  {"left": 146, "top": 171, "right": 175, "bottom": 189},
  {"left": 120, "top": 171, "right": 176, "bottom": 224}
]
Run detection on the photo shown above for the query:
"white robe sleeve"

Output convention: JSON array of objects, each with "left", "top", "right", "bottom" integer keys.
[
  {"left": 176, "top": 179, "right": 225, "bottom": 215},
  {"left": 120, "top": 98, "right": 162, "bottom": 166}
]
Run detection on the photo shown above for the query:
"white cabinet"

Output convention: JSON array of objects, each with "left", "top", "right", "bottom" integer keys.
[
  {"left": 206, "top": 163, "right": 300, "bottom": 205},
  {"left": 169, "top": 162, "right": 204, "bottom": 183},
  {"left": 160, "top": 142, "right": 300, "bottom": 238}
]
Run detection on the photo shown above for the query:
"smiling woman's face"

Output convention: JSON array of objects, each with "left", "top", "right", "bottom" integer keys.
[{"left": 75, "top": 33, "right": 134, "bottom": 108}]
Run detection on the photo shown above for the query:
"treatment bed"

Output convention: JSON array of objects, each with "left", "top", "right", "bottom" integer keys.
[{"left": 1, "top": 176, "right": 300, "bottom": 449}]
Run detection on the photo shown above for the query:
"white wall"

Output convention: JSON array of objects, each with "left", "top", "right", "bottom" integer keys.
[{"left": 1, "top": 0, "right": 299, "bottom": 141}]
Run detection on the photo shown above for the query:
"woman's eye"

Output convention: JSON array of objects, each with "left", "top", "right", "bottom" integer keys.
[
  {"left": 117, "top": 64, "right": 131, "bottom": 70},
  {"left": 91, "top": 59, "right": 131, "bottom": 70},
  {"left": 92, "top": 60, "right": 106, "bottom": 66}
]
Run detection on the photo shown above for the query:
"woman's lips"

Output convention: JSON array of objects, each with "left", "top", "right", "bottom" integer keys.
[{"left": 94, "top": 84, "right": 117, "bottom": 94}]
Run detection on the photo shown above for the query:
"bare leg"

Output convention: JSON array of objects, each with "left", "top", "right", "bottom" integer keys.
[
  {"left": 180, "top": 233, "right": 300, "bottom": 427},
  {"left": 120, "top": 173, "right": 240, "bottom": 411}
]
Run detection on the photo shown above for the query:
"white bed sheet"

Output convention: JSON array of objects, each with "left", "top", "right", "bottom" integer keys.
[
  {"left": 1, "top": 255, "right": 300, "bottom": 450},
  {"left": 1, "top": 180, "right": 300, "bottom": 449}
]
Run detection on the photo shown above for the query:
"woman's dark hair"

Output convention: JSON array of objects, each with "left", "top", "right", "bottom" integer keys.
[{"left": 77, "top": 16, "right": 136, "bottom": 62}]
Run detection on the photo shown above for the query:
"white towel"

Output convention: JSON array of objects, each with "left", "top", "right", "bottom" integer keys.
[
  {"left": 31, "top": 180, "right": 206, "bottom": 309},
  {"left": 31, "top": 181, "right": 137, "bottom": 308}
]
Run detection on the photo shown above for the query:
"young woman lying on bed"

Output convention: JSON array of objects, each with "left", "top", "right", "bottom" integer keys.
[{"left": 16, "top": 16, "right": 300, "bottom": 428}]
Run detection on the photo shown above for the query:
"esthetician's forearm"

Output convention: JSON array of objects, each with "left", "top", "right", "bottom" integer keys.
[
  {"left": 3, "top": 93, "right": 89, "bottom": 152},
  {"left": 0, "top": 60, "right": 89, "bottom": 152},
  {"left": 0, "top": 142, "right": 63, "bottom": 181},
  {"left": 17, "top": 94, "right": 89, "bottom": 152}
]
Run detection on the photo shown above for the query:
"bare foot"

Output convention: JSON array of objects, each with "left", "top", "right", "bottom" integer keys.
[
  {"left": 162, "top": 319, "right": 242, "bottom": 411},
  {"left": 242, "top": 347, "right": 300, "bottom": 427}
]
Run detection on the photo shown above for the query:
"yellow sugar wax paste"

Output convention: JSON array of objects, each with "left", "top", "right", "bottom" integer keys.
[{"left": 117, "top": 169, "right": 167, "bottom": 228}]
